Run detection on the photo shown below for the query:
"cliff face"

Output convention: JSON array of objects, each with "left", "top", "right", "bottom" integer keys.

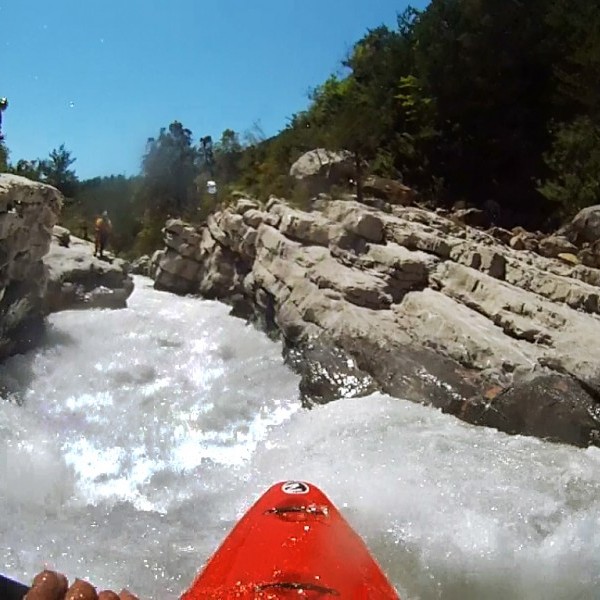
[
  {"left": 0, "top": 175, "right": 135, "bottom": 362},
  {"left": 0, "top": 174, "right": 62, "bottom": 359},
  {"left": 151, "top": 195, "right": 600, "bottom": 448}
]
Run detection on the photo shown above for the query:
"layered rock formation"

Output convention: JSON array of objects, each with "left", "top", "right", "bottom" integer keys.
[
  {"left": 0, "top": 174, "right": 62, "bottom": 359},
  {"left": 152, "top": 195, "right": 600, "bottom": 448}
]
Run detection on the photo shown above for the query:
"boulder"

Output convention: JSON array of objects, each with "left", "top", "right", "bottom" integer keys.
[
  {"left": 283, "top": 337, "right": 379, "bottom": 406},
  {"left": 538, "top": 234, "right": 578, "bottom": 258},
  {"left": 289, "top": 148, "right": 355, "bottom": 195},
  {"left": 232, "top": 198, "right": 260, "bottom": 214},
  {"left": 462, "top": 374, "right": 600, "bottom": 447},
  {"left": 0, "top": 175, "right": 62, "bottom": 359},
  {"left": 451, "top": 207, "right": 489, "bottom": 228},
  {"left": 43, "top": 230, "right": 134, "bottom": 312},
  {"left": 509, "top": 232, "right": 538, "bottom": 252},
  {"left": 560, "top": 205, "right": 600, "bottom": 245},
  {"left": 362, "top": 176, "right": 416, "bottom": 206},
  {"left": 578, "top": 240, "right": 600, "bottom": 268},
  {"left": 130, "top": 255, "right": 151, "bottom": 276},
  {"left": 486, "top": 226, "right": 513, "bottom": 245},
  {"left": 53, "top": 225, "right": 71, "bottom": 248}
]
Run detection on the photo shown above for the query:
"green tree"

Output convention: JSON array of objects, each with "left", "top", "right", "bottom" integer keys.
[
  {"left": 67, "top": 175, "right": 140, "bottom": 254},
  {"left": 309, "top": 75, "right": 385, "bottom": 201},
  {"left": 412, "top": 0, "right": 558, "bottom": 210},
  {"left": 0, "top": 141, "right": 8, "bottom": 172},
  {"left": 213, "top": 128, "right": 243, "bottom": 183},
  {"left": 12, "top": 159, "right": 43, "bottom": 181},
  {"left": 133, "top": 121, "right": 200, "bottom": 254},
  {"left": 540, "top": 1, "right": 600, "bottom": 217},
  {"left": 539, "top": 116, "right": 600, "bottom": 216},
  {"left": 387, "top": 74, "right": 440, "bottom": 191},
  {"left": 138, "top": 121, "right": 200, "bottom": 216},
  {"left": 40, "top": 144, "right": 78, "bottom": 197},
  {"left": 548, "top": 0, "right": 600, "bottom": 120}
]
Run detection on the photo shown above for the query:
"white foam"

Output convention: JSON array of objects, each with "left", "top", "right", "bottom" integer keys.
[{"left": 0, "top": 276, "right": 598, "bottom": 599}]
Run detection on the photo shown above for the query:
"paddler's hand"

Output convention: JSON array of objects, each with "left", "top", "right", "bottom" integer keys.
[{"left": 24, "top": 570, "right": 140, "bottom": 600}]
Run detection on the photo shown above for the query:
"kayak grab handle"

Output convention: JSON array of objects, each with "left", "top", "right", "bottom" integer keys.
[
  {"left": 256, "top": 581, "right": 340, "bottom": 596},
  {"left": 266, "top": 504, "right": 329, "bottom": 517}
]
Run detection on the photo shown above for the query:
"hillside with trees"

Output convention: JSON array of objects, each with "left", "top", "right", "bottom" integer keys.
[{"left": 1, "top": 0, "right": 598, "bottom": 257}]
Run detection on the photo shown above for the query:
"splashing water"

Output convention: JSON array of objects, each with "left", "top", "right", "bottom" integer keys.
[{"left": 1, "top": 277, "right": 599, "bottom": 599}]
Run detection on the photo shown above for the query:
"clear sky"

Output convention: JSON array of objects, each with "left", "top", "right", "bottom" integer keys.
[{"left": 2, "top": 0, "right": 428, "bottom": 180}]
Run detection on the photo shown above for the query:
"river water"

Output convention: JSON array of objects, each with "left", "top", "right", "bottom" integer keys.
[{"left": 0, "top": 277, "right": 599, "bottom": 599}]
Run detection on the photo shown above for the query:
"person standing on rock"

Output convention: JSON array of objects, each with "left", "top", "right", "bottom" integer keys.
[
  {"left": 0, "top": 97, "right": 8, "bottom": 140},
  {"left": 94, "top": 210, "right": 112, "bottom": 258}
]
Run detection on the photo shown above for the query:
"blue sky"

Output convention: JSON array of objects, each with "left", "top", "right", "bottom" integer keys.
[{"left": 2, "top": 0, "right": 428, "bottom": 179}]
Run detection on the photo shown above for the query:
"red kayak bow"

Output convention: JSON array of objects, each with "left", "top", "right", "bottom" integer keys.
[{"left": 181, "top": 481, "right": 400, "bottom": 599}]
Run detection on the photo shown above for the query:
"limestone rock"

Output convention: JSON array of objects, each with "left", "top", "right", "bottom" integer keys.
[
  {"left": 289, "top": 149, "right": 356, "bottom": 196},
  {"left": 150, "top": 189, "right": 600, "bottom": 448},
  {"left": 538, "top": 234, "right": 578, "bottom": 258},
  {"left": 487, "top": 226, "right": 513, "bottom": 245},
  {"left": 43, "top": 230, "right": 134, "bottom": 312},
  {"left": 308, "top": 257, "right": 395, "bottom": 308},
  {"left": 0, "top": 175, "right": 62, "bottom": 359},
  {"left": 462, "top": 374, "right": 600, "bottom": 447},
  {"left": 451, "top": 207, "right": 489, "bottom": 228},
  {"left": 578, "top": 240, "right": 600, "bottom": 268},
  {"left": 130, "top": 255, "right": 151, "bottom": 276},
  {"left": 509, "top": 233, "right": 538, "bottom": 252},
  {"left": 233, "top": 198, "right": 260, "bottom": 214},
  {"left": 560, "top": 204, "right": 600, "bottom": 245},
  {"left": 289, "top": 148, "right": 354, "bottom": 181},
  {"left": 283, "top": 338, "right": 379, "bottom": 406},
  {"left": 362, "top": 176, "right": 416, "bottom": 206},
  {"left": 394, "top": 288, "right": 540, "bottom": 373},
  {"left": 558, "top": 252, "right": 579, "bottom": 265},
  {"left": 278, "top": 207, "right": 331, "bottom": 246}
]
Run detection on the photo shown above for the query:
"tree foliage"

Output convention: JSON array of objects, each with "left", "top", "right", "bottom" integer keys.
[
  {"left": 0, "top": 142, "right": 8, "bottom": 172},
  {"left": 539, "top": 0, "right": 600, "bottom": 215},
  {"left": 539, "top": 117, "right": 600, "bottom": 215},
  {"left": 8, "top": 0, "right": 600, "bottom": 256},
  {"left": 229, "top": 0, "right": 600, "bottom": 224},
  {"left": 137, "top": 121, "right": 200, "bottom": 217},
  {"left": 40, "top": 144, "right": 79, "bottom": 197}
]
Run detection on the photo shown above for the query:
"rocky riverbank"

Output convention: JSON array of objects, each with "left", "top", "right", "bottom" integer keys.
[
  {"left": 44, "top": 226, "right": 134, "bottom": 313},
  {"left": 150, "top": 193, "right": 600, "bottom": 448},
  {"left": 0, "top": 174, "right": 62, "bottom": 359},
  {"left": 0, "top": 174, "right": 133, "bottom": 361}
]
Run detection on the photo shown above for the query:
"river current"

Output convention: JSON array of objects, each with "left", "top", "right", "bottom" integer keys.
[{"left": 1, "top": 277, "right": 599, "bottom": 599}]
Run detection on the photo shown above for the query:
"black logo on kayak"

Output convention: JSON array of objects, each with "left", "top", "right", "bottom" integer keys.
[{"left": 281, "top": 481, "right": 310, "bottom": 495}]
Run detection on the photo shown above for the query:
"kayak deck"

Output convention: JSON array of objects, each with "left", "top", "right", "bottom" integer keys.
[{"left": 181, "top": 481, "right": 400, "bottom": 599}]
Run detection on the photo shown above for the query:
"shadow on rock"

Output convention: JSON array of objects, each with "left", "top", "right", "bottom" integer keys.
[{"left": 463, "top": 374, "right": 600, "bottom": 447}]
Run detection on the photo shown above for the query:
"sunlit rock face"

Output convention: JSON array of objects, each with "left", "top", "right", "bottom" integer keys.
[
  {"left": 0, "top": 175, "right": 135, "bottom": 361},
  {"left": 152, "top": 195, "right": 600, "bottom": 448},
  {"left": 289, "top": 148, "right": 356, "bottom": 196},
  {"left": 43, "top": 226, "right": 134, "bottom": 312},
  {"left": 0, "top": 174, "right": 62, "bottom": 359}
]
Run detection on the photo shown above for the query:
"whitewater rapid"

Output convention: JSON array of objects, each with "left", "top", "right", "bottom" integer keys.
[{"left": 0, "top": 277, "right": 599, "bottom": 599}]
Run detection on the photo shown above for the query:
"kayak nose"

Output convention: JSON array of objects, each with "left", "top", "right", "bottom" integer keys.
[{"left": 265, "top": 503, "right": 330, "bottom": 523}]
